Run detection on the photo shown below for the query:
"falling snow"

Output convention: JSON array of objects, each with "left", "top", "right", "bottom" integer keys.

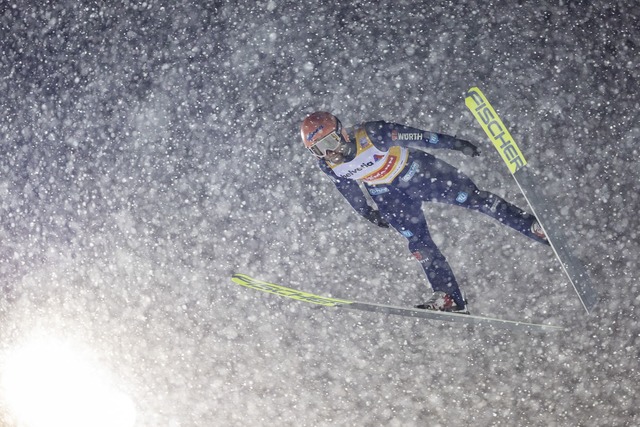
[{"left": 0, "top": 1, "right": 639, "bottom": 426}]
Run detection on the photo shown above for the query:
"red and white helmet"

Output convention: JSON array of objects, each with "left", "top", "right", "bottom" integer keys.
[{"left": 300, "top": 111, "right": 344, "bottom": 158}]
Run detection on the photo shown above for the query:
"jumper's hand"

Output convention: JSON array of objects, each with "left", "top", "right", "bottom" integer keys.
[{"left": 365, "top": 210, "right": 390, "bottom": 228}]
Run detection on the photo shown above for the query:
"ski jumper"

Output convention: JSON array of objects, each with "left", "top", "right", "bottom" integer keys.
[{"left": 317, "top": 121, "right": 547, "bottom": 307}]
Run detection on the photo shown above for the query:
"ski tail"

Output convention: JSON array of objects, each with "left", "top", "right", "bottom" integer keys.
[{"left": 465, "top": 87, "right": 527, "bottom": 174}]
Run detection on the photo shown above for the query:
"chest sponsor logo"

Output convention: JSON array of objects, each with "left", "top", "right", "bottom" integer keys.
[
  {"left": 338, "top": 160, "right": 377, "bottom": 179},
  {"left": 363, "top": 155, "right": 398, "bottom": 182}
]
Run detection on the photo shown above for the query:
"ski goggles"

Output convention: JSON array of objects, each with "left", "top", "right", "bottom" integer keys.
[{"left": 308, "top": 122, "right": 344, "bottom": 158}]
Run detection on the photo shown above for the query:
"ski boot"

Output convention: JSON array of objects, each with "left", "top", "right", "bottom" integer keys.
[
  {"left": 416, "top": 291, "right": 469, "bottom": 314},
  {"left": 531, "top": 219, "right": 548, "bottom": 241}
]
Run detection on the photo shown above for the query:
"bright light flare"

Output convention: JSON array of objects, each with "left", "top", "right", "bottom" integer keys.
[{"left": 0, "top": 335, "right": 136, "bottom": 427}]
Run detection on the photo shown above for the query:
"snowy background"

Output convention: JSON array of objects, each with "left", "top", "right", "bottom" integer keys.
[{"left": 0, "top": 0, "right": 639, "bottom": 425}]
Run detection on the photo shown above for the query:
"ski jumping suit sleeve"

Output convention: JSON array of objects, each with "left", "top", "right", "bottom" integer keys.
[
  {"left": 316, "top": 160, "right": 375, "bottom": 218},
  {"left": 316, "top": 121, "right": 545, "bottom": 308}
]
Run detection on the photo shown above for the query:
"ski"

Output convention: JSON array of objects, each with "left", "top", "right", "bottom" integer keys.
[
  {"left": 465, "top": 87, "right": 598, "bottom": 313},
  {"left": 230, "top": 273, "right": 564, "bottom": 332}
]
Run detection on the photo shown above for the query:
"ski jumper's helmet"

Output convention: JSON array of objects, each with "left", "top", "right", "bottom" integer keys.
[{"left": 300, "top": 111, "right": 343, "bottom": 158}]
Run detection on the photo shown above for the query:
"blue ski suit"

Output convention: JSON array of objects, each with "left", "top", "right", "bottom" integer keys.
[{"left": 316, "top": 121, "right": 547, "bottom": 307}]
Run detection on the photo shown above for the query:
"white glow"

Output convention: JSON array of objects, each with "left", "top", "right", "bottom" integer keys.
[{"left": 0, "top": 336, "right": 136, "bottom": 427}]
